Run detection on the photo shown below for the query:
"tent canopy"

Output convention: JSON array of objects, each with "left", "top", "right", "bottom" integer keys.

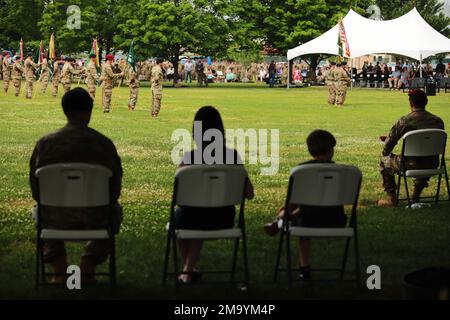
[{"left": 287, "top": 8, "right": 450, "bottom": 61}]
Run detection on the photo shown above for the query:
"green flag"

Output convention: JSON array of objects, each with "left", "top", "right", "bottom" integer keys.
[{"left": 126, "top": 41, "right": 137, "bottom": 72}]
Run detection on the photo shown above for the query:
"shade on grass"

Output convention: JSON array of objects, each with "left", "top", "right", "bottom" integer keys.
[{"left": 0, "top": 82, "right": 449, "bottom": 299}]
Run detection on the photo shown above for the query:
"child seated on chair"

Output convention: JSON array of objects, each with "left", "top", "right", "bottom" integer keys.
[{"left": 264, "top": 130, "right": 347, "bottom": 280}]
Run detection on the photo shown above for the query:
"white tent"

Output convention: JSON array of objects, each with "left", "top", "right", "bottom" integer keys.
[{"left": 287, "top": 8, "right": 450, "bottom": 62}]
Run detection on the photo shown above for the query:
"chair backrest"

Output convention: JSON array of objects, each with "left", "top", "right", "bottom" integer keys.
[
  {"left": 35, "top": 163, "right": 112, "bottom": 207},
  {"left": 288, "top": 164, "right": 362, "bottom": 207},
  {"left": 402, "top": 129, "right": 447, "bottom": 157},
  {"left": 175, "top": 165, "right": 247, "bottom": 208},
  {"left": 412, "top": 78, "right": 425, "bottom": 87}
]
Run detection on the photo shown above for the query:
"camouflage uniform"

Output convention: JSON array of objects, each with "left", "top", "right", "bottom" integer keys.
[
  {"left": 326, "top": 66, "right": 337, "bottom": 105},
  {"left": 51, "top": 61, "right": 62, "bottom": 97},
  {"left": 101, "top": 61, "right": 122, "bottom": 113},
  {"left": 61, "top": 62, "right": 81, "bottom": 93},
  {"left": 29, "top": 123, "right": 123, "bottom": 265},
  {"left": 334, "top": 66, "right": 351, "bottom": 106},
  {"left": 380, "top": 110, "right": 445, "bottom": 194},
  {"left": 39, "top": 59, "right": 50, "bottom": 93},
  {"left": 12, "top": 60, "right": 24, "bottom": 97},
  {"left": 151, "top": 64, "right": 163, "bottom": 117},
  {"left": 2, "top": 56, "right": 12, "bottom": 93},
  {"left": 128, "top": 66, "right": 140, "bottom": 110},
  {"left": 24, "top": 58, "right": 39, "bottom": 99},
  {"left": 0, "top": 54, "right": 3, "bottom": 80},
  {"left": 85, "top": 60, "right": 100, "bottom": 99}
]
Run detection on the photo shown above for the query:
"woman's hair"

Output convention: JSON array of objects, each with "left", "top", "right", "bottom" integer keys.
[{"left": 193, "top": 106, "right": 225, "bottom": 148}]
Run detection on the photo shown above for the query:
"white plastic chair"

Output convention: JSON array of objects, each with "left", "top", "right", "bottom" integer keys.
[
  {"left": 34, "top": 163, "right": 117, "bottom": 287},
  {"left": 274, "top": 164, "right": 363, "bottom": 288},
  {"left": 396, "top": 129, "right": 450, "bottom": 208},
  {"left": 162, "top": 165, "right": 249, "bottom": 287}
]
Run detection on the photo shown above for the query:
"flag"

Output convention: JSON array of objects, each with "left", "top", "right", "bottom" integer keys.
[
  {"left": 17, "top": 38, "right": 24, "bottom": 62},
  {"left": 90, "top": 38, "right": 100, "bottom": 67},
  {"left": 338, "top": 19, "right": 351, "bottom": 60},
  {"left": 126, "top": 40, "right": 137, "bottom": 72},
  {"left": 39, "top": 40, "right": 46, "bottom": 63},
  {"left": 49, "top": 33, "right": 56, "bottom": 61},
  {"left": 33, "top": 47, "right": 40, "bottom": 64}
]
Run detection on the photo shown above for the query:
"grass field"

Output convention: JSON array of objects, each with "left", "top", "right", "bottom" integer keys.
[{"left": 0, "top": 82, "right": 449, "bottom": 300}]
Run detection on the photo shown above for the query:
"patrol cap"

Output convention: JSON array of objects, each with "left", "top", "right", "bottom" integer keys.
[
  {"left": 341, "top": 61, "right": 348, "bottom": 66},
  {"left": 89, "top": 53, "right": 97, "bottom": 59},
  {"left": 27, "top": 52, "right": 33, "bottom": 57},
  {"left": 330, "top": 62, "right": 336, "bottom": 66},
  {"left": 336, "top": 62, "right": 342, "bottom": 67}
]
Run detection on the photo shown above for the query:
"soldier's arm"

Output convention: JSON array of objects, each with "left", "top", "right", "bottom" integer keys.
[
  {"left": 383, "top": 118, "right": 405, "bottom": 156},
  {"left": 29, "top": 140, "right": 42, "bottom": 201}
]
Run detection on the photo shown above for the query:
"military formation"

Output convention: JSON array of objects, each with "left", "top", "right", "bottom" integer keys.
[
  {"left": 0, "top": 50, "right": 167, "bottom": 117},
  {"left": 325, "top": 61, "right": 351, "bottom": 107}
]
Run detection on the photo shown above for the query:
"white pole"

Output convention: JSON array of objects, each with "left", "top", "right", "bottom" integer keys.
[
  {"left": 287, "top": 58, "right": 290, "bottom": 89},
  {"left": 420, "top": 54, "right": 423, "bottom": 79}
]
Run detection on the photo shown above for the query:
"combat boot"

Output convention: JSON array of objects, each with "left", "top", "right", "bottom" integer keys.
[
  {"left": 49, "top": 255, "right": 68, "bottom": 285},
  {"left": 378, "top": 192, "right": 398, "bottom": 208},
  {"left": 80, "top": 256, "right": 97, "bottom": 284}
]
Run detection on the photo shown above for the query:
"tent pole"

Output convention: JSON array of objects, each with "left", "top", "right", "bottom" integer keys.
[
  {"left": 351, "top": 58, "right": 354, "bottom": 91},
  {"left": 419, "top": 54, "right": 423, "bottom": 78},
  {"left": 287, "top": 58, "right": 290, "bottom": 89}
]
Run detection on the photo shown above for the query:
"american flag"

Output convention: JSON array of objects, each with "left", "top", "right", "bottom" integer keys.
[{"left": 338, "top": 19, "right": 351, "bottom": 58}]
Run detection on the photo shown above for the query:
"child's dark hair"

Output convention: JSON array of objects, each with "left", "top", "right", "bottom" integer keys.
[{"left": 306, "top": 130, "right": 336, "bottom": 157}]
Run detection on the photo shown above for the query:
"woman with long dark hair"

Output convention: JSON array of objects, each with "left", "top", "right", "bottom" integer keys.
[{"left": 175, "top": 106, "right": 254, "bottom": 283}]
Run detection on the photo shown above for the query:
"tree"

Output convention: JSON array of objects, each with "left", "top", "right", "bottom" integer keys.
[
  {"left": 39, "top": 0, "right": 121, "bottom": 55},
  {"left": 114, "top": 0, "right": 232, "bottom": 86},
  {"left": 0, "top": 0, "right": 45, "bottom": 51}
]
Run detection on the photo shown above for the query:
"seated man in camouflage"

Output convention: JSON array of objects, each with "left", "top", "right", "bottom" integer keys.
[
  {"left": 378, "top": 90, "right": 445, "bottom": 207},
  {"left": 29, "top": 88, "right": 123, "bottom": 284}
]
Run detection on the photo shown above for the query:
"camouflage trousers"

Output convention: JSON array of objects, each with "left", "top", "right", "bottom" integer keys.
[
  {"left": 62, "top": 83, "right": 71, "bottom": 93},
  {"left": 25, "top": 80, "right": 33, "bottom": 99},
  {"left": 32, "top": 204, "right": 123, "bottom": 265},
  {"left": 40, "top": 76, "right": 49, "bottom": 93},
  {"left": 52, "top": 79, "right": 59, "bottom": 97},
  {"left": 3, "top": 73, "right": 10, "bottom": 91},
  {"left": 103, "top": 86, "right": 113, "bottom": 112},
  {"left": 335, "top": 84, "right": 348, "bottom": 105},
  {"left": 327, "top": 83, "right": 336, "bottom": 105},
  {"left": 128, "top": 85, "right": 139, "bottom": 109},
  {"left": 380, "top": 154, "right": 435, "bottom": 194},
  {"left": 13, "top": 79, "right": 21, "bottom": 96},
  {"left": 151, "top": 91, "right": 162, "bottom": 117},
  {"left": 87, "top": 82, "right": 96, "bottom": 100}
]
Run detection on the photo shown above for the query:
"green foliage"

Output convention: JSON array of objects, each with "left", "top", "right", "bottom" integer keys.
[{"left": 0, "top": 0, "right": 45, "bottom": 50}]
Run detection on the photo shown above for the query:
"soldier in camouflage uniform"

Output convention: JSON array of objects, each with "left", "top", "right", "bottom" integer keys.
[
  {"left": 334, "top": 62, "right": 351, "bottom": 106},
  {"left": 378, "top": 90, "right": 445, "bottom": 207},
  {"left": 51, "top": 57, "right": 63, "bottom": 98},
  {"left": 12, "top": 57, "right": 24, "bottom": 97},
  {"left": 24, "top": 53, "right": 40, "bottom": 99},
  {"left": 30, "top": 88, "right": 123, "bottom": 284},
  {"left": 101, "top": 54, "right": 123, "bottom": 113},
  {"left": 151, "top": 58, "right": 164, "bottom": 118},
  {"left": 2, "top": 52, "right": 12, "bottom": 93},
  {"left": 127, "top": 63, "right": 140, "bottom": 111},
  {"left": 39, "top": 55, "right": 50, "bottom": 94},
  {"left": 85, "top": 54, "right": 100, "bottom": 100},
  {"left": 0, "top": 52, "right": 3, "bottom": 80},
  {"left": 326, "top": 62, "right": 337, "bottom": 106},
  {"left": 61, "top": 58, "right": 83, "bottom": 93}
]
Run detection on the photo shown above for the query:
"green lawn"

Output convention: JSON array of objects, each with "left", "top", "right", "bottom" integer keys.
[{"left": 0, "top": 82, "right": 449, "bottom": 300}]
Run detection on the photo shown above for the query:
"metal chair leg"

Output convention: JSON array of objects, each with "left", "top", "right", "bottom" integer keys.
[
  {"left": 162, "top": 232, "right": 172, "bottom": 285},
  {"left": 230, "top": 238, "right": 240, "bottom": 282},
  {"left": 242, "top": 234, "right": 250, "bottom": 287},
  {"left": 404, "top": 176, "right": 412, "bottom": 208},
  {"left": 286, "top": 230, "right": 292, "bottom": 289},
  {"left": 435, "top": 175, "right": 443, "bottom": 204},
  {"left": 274, "top": 230, "right": 284, "bottom": 282},
  {"left": 354, "top": 234, "right": 361, "bottom": 286},
  {"left": 172, "top": 235, "right": 179, "bottom": 288},
  {"left": 340, "top": 238, "right": 351, "bottom": 280}
]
